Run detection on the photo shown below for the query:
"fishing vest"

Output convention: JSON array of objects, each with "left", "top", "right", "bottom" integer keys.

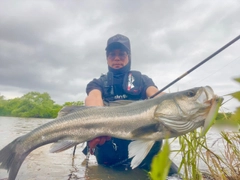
[{"left": 100, "top": 71, "right": 144, "bottom": 102}]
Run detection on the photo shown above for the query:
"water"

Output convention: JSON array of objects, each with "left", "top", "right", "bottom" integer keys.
[{"left": 0, "top": 116, "right": 233, "bottom": 180}]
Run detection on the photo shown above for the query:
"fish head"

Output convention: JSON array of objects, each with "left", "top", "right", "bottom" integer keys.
[{"left": 155, "top": 86, "right": 222, "bottom": 137}]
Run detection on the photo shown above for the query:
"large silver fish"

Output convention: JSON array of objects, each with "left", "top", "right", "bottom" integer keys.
[{"left": 0, "top": 86, "right": 222, "bottom": 180}]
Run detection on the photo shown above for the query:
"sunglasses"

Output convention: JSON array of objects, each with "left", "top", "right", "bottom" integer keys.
[{"left": 108, "top": 52, "right": 128, "bottom": 60}]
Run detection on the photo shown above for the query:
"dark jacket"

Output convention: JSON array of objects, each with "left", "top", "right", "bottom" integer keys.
[{"left": 85, "top": 71, "right": 161, "bottom": 169}]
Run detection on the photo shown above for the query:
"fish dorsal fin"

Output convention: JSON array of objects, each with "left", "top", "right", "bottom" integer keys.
[
  {"left": 50, "top": 139, "right": 80, "bottom": 153},
  {"left": 128, "top": 140, "right": 155, "bottom": 169},
  {"left": 57, "top": 106, "right": 91, "bottom": 118},
  {"left": 131, "top": 123, "right": 162, "bottom": 138}
]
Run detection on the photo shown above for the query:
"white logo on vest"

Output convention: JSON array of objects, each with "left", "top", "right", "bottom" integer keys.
[{"left": 127, "top": 73, "right": 135, "bottom": 90}]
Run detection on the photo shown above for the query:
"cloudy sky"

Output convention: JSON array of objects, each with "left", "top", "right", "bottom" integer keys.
[{"left": 0, "top": 0, "right": 239, "bottom": 112}]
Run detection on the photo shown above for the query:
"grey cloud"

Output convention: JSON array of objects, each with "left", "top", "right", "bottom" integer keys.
[{"left": 0, "top": 0, "right": 239, "bottom": 111}]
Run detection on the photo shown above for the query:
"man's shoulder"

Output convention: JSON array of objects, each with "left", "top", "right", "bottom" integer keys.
[
  {"left": 89, "top": 73, "right": 107, "bottom": 81},
  {"left": 87, "top": 73, "right": 107, "bottom": 86},
  {"left": 99, "top": 73, "right": 107, "bottom": 79},
  {"left": 131, "top": 72, "right": 156, "bottom": 88},
  {"left": 86, "top": 74, "right": 106, "bottom": 94},
  {"left": 129, "top": 70, "right": 149, "bottom": 78},
  {"left": 135, "top": 72, "right": 151, "bottom": 81}
]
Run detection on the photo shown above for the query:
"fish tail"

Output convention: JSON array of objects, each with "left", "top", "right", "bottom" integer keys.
[{"left": 0, "top": 136, "right": 30, "bottom": 180}]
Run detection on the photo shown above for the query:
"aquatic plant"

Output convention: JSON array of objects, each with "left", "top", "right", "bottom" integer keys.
[
  {"left": 149, "top": 139, "right": 171, "bottom": 180},
  {"left": 200, "top": 131, "right": 240, "bottom": 180},
  {"left": 178, "top": 131, "right": 204, "bottom": 179}
]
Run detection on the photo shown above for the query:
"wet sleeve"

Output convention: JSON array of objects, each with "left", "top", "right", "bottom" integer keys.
[{"left": 86, "top": 78, "right": 103, "bottom": 95}]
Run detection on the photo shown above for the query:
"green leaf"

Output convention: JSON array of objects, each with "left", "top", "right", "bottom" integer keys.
[
  {"left": 231, "top": 91, "right": 240, "bottom": 101},
  {"left": 231, "top": 107, "right": 240, "bottom": 126},
  {"left": 231, "top": 77, "right": 240, "bottom": 130},
  {"left": 150, "top": 140, "right": 171, "bottom": 180},
  {"left": 234, "top": 77, "right": 240, "bottom": 83}
]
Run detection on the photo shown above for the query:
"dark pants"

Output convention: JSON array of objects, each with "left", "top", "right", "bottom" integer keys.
[{"left": 93, "top": 138, "right": 178, "bottom": 175}]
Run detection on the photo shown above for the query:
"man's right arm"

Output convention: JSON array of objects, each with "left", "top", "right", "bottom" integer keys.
[
  {"left": 85, "top": 89, "right": 104, "bottom": 106},
  {"left": 85, "top": 89, "right": 110, "bottom": 153}
]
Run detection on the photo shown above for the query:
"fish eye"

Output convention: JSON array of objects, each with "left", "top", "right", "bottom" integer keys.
[{"left": 186, "top": 90, "right": 196, "bottom": 97}]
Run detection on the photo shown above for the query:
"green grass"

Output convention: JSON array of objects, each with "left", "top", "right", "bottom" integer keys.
[{"left": 149, "top": 139, "right": 171, "bottom": 180}]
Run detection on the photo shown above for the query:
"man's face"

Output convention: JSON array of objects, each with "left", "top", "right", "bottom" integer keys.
[{"left": 107, "top": 49, "right": 129, "bottom": 69}]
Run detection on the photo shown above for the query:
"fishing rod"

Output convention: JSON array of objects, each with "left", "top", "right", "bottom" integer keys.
[{"left": 150, "top": 34, "right": 240, "bottom": 98}]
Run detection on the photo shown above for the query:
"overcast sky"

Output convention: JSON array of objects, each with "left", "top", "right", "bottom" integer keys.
[{"left": 0, "top": 0, "right": 239, "bottom": 112}]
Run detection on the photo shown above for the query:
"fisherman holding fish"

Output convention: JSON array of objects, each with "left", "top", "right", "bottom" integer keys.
[
  {"left": 84, "top": 34, "right": 178, "bottom": 175},
  {"left": 0, "top": 52, "right": 220, "bottom": 180},
  {"left": 0, "top": 30, "right": 224, "bottom": 179}
]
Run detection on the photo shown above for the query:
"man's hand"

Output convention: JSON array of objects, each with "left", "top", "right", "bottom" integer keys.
[
  {"left": 88, "top": 136, "right": 111, "bottom": 154},
  {"left": 85, "top": 90, "right": 111, "bottom": 154}
]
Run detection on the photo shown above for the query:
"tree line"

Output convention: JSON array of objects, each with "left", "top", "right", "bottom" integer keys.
[
  {"left": 0, "top": 92, "right": 84, "bottom": 118},
  {"left": 0, "top": 91, "right": 236, "bottom": 122}
]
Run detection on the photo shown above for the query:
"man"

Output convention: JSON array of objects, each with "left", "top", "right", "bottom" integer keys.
[{"left": 84, "top": 34, "right": 178, "bottom": 175}]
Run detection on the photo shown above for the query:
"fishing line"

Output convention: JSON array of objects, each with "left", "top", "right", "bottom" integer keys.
[
  {"left": 190, "top": 55, "right": 240, "bottom": 111},
  {"left": 150, "top": 34, "right": 240, "bottom": 98},
  {"left": 221, "top": 97, "right": 234, "bottom": 106},
  {"left": 192, "top": 55, "right": 240, "bottom": 86}
]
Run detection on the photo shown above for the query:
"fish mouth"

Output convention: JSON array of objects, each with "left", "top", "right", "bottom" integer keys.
[
  {"left": 197, "top": 86, "right": 214, "bottom": 105},
  {"left": 196, "top": 86, "right": 223, "bottom": 133},
  {"left": 201, "top": 95, "right": 223, "bottom": 136},
  {"left": 201, "top": 86, "right": 223, "bottom": 125},
  {"left": 193, "top": 86, "right": 223, "bottom": 135}
]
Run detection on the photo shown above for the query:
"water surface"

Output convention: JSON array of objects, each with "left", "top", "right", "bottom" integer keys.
[{"left": 0, "top": 116, "right": 228, "bottom": 180}]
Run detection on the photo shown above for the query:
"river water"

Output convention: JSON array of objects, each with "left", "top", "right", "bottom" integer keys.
[{"left": 0, "top": 116, "right": 234, "bottom": 180}]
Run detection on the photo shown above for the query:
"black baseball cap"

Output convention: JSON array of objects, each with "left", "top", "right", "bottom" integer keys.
[{"left": 105, "top": 34, "right": 131, "bottom": 53}]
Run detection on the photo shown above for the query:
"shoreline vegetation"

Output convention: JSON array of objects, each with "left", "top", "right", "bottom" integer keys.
[
  {"left": 0, "top": 92, "right": 83, "bottom": 118},
  {"left": 0, "top": 91, "right": 233, "bottom": 121}
]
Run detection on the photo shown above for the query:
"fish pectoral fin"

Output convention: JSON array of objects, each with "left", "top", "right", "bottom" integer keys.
[
  {"left": 131, "top": 123, "right": 160, "bottom": 138},
  {"left": 128, "top": 140, "right": 155, "bottom": 169},
  {"left": 50, "top": 140, "right": 79, "bottom": 153}
]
